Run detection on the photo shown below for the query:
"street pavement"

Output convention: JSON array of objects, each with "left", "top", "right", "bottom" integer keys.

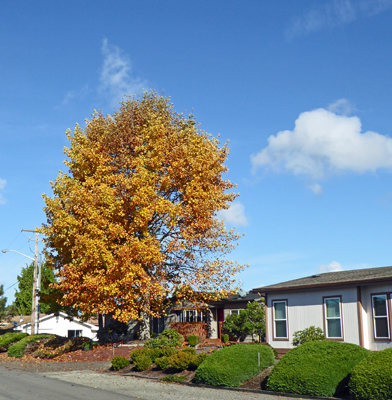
[{"left": 0, "top": 367, "right": 137, "bottom": 400}]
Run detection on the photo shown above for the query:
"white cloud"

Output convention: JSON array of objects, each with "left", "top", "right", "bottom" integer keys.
[
  {"left": 0, "top": 178, "right": 6, "bottom": 205},
  {"left": 327, "top": 98, "right": 355, "bottom": 116},
  {"left": 318, "top": 261, "right": 343, "bottom": 273},
  {"left": 287, "top": 0, "right": 392, "bottom": 39},
  {"left": 217, "top": 202, "right": 248, "bottom": 227},
  {"left": 99, "top": 38, "right": 147, "bottom": 106},
  {"left": 251, "top": 105, "right": 392, "bottom": 193}
]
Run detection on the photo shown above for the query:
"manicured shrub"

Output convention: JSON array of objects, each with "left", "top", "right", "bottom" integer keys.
[
  {"left": 181, "top": 346, "right": 196, "bottom": 355},
  {"left": 155, "top": 356, "right": 170, "bottom": 370},
  {"left": 194, "top": 344, "right": 275, "bottom": 387},
  {"left": 187, "top": 335, "right": 198, "bottom": 347},
  {"left": 169, "top": 351, "right": 196, "bottom": 371},
  {"left": 259, "top": 342, "right": 278, "bottom": 358},
  {"left": 111, "top": 356, "right": 130, "bottom": 370},
  {"left": 349, "top": 347, "right": 392, "bottom": 400},
  {"left": 134, "top": 353, "right": 152, "bottom": 371},
  {"left": 130, "top": 348, "right": 151, "bottom": 363},
  {"left": 159, "top": 346, "right": 178, "bottom": 358},
  {"left": 189, "top": 352, "right": 209, "bottom": 369},
  {"left": 8, "top": 334, "right": 49, "bottom": 358},
  {"left": 144, "top": 328, "right": 183, "bottom": 349},
  {"left": 266, "top": 341, "right": 371, "bottom": 397},
  {"left": 221, "top": 334, "right": 229, "bottom": 343},
  {"left": 0, "top": 332, "right": 28, "bottom": 351},
  {"left": 292, "top": 325, "right": 325, "bottom": 346}
]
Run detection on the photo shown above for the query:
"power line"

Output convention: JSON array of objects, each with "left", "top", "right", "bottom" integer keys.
[{"left": 3, "top": 282, "right": 18, "bottom": 292}]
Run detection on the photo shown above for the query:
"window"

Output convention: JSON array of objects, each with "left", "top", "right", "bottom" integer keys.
[
  {"left": 68, "top": 330, "right": 82, "bottom": 338},
  {"left": 324, "top": 297, "right": 342, "bottom": 339},
  {"left": 372, "top": 294, "right": 390, "bottom": 339},
  {"left": 273, "top": 300, "right": 288, "bottom": 339},
  {"left": 230, "top": 310, "right": 240, "bottom": 316}
]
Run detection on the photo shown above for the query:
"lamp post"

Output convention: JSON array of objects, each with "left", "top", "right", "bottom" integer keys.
[{"left": 2, "top": 229, "right": 40, "bottom": 334}]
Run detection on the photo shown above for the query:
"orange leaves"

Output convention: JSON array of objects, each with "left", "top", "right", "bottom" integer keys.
[{"left": 42, "top": 91, "right": 247, "bottom": 323}]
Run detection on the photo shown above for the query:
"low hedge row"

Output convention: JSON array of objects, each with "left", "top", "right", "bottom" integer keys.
[
  {"left": 8, "top": 334, "right": 50, "bottom": 358},
  {"left": 130, "top": 346, "right": 209, "bottom": 371},
  {"left": 349, "top": 347, "right": 392, "bottom": 400},
  {"left": 0, "top": 332, "right": 28, "bottom": 351},
  {"left": 194, "top": 344, "right": 275, "bottom": 387},
  {"left": 266, "top": 341, "right": 371, "bottom": 397}
]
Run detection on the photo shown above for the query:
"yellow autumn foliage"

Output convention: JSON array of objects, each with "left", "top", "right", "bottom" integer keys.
[{"left": 42, "top": 91, "right": 246, "bottom": 323}]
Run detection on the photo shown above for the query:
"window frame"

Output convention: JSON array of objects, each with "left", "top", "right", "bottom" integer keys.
[
  {"left": 323, "top": 296, "right": 344, "bottom": 340},
  {"left": 371, "top": 293, "right": 391, "bottom": 341},
  {"left": 272, "top": 299, "right": 289, "bottom": 341},
  {"left": 229, "top": 309, "right": 240, "bottom": 316}
]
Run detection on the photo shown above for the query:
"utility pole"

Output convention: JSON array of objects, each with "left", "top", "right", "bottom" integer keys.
[{"left": 22, "top": 229, "right": 40, "bottom": 335}]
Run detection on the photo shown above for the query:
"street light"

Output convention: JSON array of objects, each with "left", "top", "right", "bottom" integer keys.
[
  {"left": 2, "top": 230, "right": 41, "bottom": 335},
  {"left": 2, "top": 249, "right": 34, "bottom": 261}
]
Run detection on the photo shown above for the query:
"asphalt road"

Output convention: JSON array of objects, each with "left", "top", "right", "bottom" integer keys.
[{"left": 0, "top": 367, "right": 138, "bottom": 400}]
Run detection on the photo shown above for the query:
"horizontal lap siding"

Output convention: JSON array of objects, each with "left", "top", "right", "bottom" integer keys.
[{"left": 267, "top": 287, "right": 359, "bottom": 349}]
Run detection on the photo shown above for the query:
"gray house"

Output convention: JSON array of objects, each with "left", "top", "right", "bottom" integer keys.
[{"left": 252, "top": 265, "right": 392, "bottom": 356}]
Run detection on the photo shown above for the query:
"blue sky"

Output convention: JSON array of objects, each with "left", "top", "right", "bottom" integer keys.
[{"left": 1, "top": 0, "right": 392, "bottom": 304}]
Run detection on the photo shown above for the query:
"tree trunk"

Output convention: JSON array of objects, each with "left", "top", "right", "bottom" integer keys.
[
  {"left": 98, "top": 314, "right": 104, "bottom": 343},
  {"left": 138, "top": 311, "right": 150, "bottom": 340}
]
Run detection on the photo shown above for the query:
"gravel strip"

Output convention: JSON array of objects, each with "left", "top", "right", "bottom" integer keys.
[{"left": 41, "top": 370, "right": 294, "bottom": 400}]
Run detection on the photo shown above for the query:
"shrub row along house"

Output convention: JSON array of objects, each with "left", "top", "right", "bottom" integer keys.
[{"left": 253, "top": 265, "right": 392, "bottom": 356}]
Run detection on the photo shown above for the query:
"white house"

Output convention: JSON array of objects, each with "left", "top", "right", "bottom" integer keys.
[
  {"left": 252, "top": 265, "right": 392, "bottom": 356},
  {"left": 15, "top": 312, "right": 98, "bottom": 340}
]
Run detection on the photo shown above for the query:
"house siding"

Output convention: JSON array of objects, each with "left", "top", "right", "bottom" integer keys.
[
  {"left": 267, "top": 287, "right": 359, "bottom": 349},
  {"left": 360, "top": 282, "right": 392, "bottom": 351}
]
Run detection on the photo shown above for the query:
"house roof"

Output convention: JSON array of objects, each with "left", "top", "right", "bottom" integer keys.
[
  {"left": 17, "top": 312, "right": 98, "bottom": 331},
  {"left": 252, "top": 265, "right": 392, "bottom": 293}
]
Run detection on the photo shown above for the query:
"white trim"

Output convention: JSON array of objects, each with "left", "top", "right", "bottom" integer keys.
[
  {"left": 324, "top": 297, "right": 343, "bottom": 339},
  {"left": 372, "top": 294, "right": 390, "bottom": 339},
  {"left": 272, "top": 300, "right": 288, "bottom": 339}
]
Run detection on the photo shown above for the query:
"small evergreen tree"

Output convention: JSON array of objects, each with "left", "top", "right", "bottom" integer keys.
[
  {"left": 0, "top": 285, "right": 7, "bottom": 321},
  {"left": 14, "top": 262, "right": 56, "bottom": 315},
  {"left": 222, "top": 300, "right": 265, "bottom": 342}
]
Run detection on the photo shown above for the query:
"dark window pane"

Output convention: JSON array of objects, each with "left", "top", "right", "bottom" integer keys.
[
  {"left": 274, "top": 302, "right": 286, "bottom": 319},
  {"left": 275, "top": 320, "right": 287, "bottom": 338},
  {"left": 375, "top": 317, "right": 389, "bottom": 338},
  {"left": 326, "top": 299, "right": 340, "bottom": 318},
  {"left": 373, "top": 296, "right": 387, "bottom": 317},
  {"left": 327, "top": 319, "right": 342, "bottom": 338}
]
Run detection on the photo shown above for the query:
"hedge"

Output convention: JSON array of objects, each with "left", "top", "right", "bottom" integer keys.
[
  {"left": 193, "top": 344, "right": 275, "bottom": 387},
  {"left": 266, "top": 341, "right": 371, "bottom": 397},
  {"left": 349, "top": 347, "right": 392, "bottom": 400},
  {"left": 0, "top": 332, "right": 28, "bottom": 351},
  {"left": 8, "top": 334, "right": 49, "bottom": 358}
]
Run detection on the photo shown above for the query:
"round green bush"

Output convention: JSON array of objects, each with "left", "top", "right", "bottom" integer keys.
[
  {"left": 159, "top": 346, "right": 178, "bottom": 358},
  {"left": 155, "top": 356, "right": 170, "bottom": 370},
  {"left": 349, "top": 347, "right": 392, "bottom": 400},
  {"left": 168, "top": 350, "right": 196, "bottom": 371},
  {"left": 134, "top": 354, "right": 152, "bottom": 371},
  {"left": 194, "top": 344, "right": 275, "bottom": 387},
  {"left": 266, "top": 341, "right": 371, "bottom": 397},
  {"left": 187, "top": 335, "right": 198, "bottom": 347},
  {"left": 111, "top": 356, "right": 130, "bottom": 370},
  {"left": 130, "top": 348, "right": 151, "bottom": 363},
  {"left": 221, "top": 333, "right": 229, "bottom": 343}
]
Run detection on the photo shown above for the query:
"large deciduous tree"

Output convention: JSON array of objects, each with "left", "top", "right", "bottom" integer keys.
[{"left": 42, "top": 91, "right": 246, "bottom": 338}]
